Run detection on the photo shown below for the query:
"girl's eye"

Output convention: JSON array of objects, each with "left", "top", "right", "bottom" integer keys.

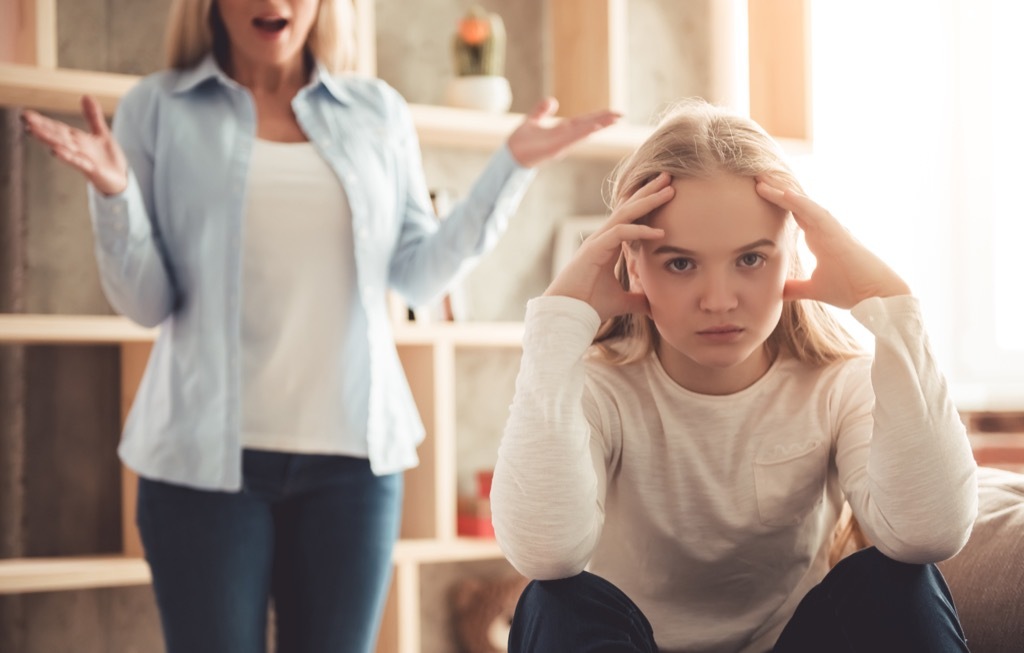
[
  {"left": 667, "top": 258, "right": 693, "bottom": 272},
  {"left": 738, "top": 252, "right": 766, "bottom": 268}
]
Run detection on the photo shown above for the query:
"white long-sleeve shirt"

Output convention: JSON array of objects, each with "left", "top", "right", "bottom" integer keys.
[{"left": 492, "top": 295, "right": 977, "bottom": 653}]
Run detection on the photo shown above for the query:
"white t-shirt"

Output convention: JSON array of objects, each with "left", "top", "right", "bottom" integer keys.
[
  {"left": 239, "top": 138, "right": 369, "bottom": 456},
  {"left": 492, "top": 295, "right": 978, "bottom": 653}
]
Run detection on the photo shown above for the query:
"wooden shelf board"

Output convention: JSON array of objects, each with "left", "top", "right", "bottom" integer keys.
[
  {"left": 393, "top": 321, "right": 524, "bottom": 348},
  {"left": 0, "top": 314, "right": 156, "bottom": 344},
  {"left": 391, "top": 537, "right": 505, "bottom": 564},
  {"left": 0, "top": 62, "right": 649, "bottom": 160},
  {"left": 0, "top": 538, "right": 505, "bottom": 594},
  {"left": 0, "top": 314, "right": 523, "bottom": 348},
  {"left": 0, "top": 556, "right": 151, "bottom": 594},
  {"left": 0, "top": 62, "right": 133, "bottom": 115}
]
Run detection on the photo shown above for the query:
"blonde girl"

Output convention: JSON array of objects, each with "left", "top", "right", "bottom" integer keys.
[{"left": 491, "top": 100, "right": 977, "bottom": 653}]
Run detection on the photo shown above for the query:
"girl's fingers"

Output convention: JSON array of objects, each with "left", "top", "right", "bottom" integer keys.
[
  {"left": 596, "top": 222, "right": 664, "bottom": 246},
  {"left": 755, "top": 180, "right": 843, "bottom": 236},
  {"left": 603, "top": 174, "right": 675, "bottom": 229},
  {"left": 619, "top": 291, "right": 653, "bottom": 317},
  {"left": 782, "top": 278, "right": 815, "bottom": 302}
]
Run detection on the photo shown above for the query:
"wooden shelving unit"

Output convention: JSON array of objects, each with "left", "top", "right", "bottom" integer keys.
[
  {"left": 0, "top": 537, "right": 503, "bottom": 595},
  {"left": 0, "top": 61, "right": 650, "bottom": 161},
  {"left": 1, "top": 1, "right": 808, "bottom": 651}
]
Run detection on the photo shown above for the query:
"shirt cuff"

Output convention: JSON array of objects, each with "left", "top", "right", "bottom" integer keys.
[
  {"left": 523, "top": 295, "right": 602, "bottom": 354},
  {"left": 88, "top": 171, "right": 149, "bottom": 255},
  {"left": 850, "top": 295, "right": 923, "bottom": 336}
]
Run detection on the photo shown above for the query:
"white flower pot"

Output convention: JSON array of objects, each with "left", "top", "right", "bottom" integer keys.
[{"left": 443, "top": 75, "right": 513, "bottom": 113}]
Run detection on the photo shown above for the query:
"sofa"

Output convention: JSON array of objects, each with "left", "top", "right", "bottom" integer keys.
[{"left": 832, "top": 466, "right": 1024, "bottom": 652}]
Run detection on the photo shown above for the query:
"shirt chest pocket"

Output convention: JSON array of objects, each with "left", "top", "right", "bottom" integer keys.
[{"left": 752, "top": 440, "right": 828, "bottom": 527}]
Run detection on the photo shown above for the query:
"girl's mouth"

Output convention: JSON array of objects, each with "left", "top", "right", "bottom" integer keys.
[{"left": 699, "top": 326, "right": 742, "bottom": 335}]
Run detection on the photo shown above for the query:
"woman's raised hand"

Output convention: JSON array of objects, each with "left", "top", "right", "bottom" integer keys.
[
  {"left": 506, "top": 97, "right": 620, "bottom": 168},
  {"left": 22, "top": 95, "right": 128, "bottom": 196},
  {"left": 755, "top": 179, "right": 911, "bottom": 308},
  {"left": 545, "top": 172, "right": 674, "bottom": 321}
]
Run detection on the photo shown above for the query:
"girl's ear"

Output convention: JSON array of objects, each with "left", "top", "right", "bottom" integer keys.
[{"left": 622, "top": 243, "right": 644, "bottom": 292}]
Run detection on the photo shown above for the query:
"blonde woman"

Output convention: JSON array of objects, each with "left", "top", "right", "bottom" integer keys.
[
  {"left": 491, "top": 100, "right": 978, "bottom": 652},
  {"left": 21, "top": 1, "right": 618, "bottom": 651}
]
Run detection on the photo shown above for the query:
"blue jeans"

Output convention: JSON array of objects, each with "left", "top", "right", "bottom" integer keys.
[
  {"left": 509, "top": 547, "right": 969, "bottom": 653},
  {"left": 136, "top": 449, "right": 402, "bottom": 653}
]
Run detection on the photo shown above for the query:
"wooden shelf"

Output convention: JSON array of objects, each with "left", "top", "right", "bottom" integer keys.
[
  {"left": 391, "top": 536, "right": 503, "bottom": 564},
  {"left": 0, "top": 313, "right": 156, "bottom": 343},
  {"left": 0, "top": 556, "right": 151, "bottom": 594},
  {"left": 0, "top": 538, "right": 503, "bottom": 595},
  {"left": 392, "top": 320, "right": 523, "bottom": 348},
  {"left": 0, "top": 62, "right": 649, "bottom": 160},
  {"left": 0, "top": 313, "right": 523, "bottom": 348}
]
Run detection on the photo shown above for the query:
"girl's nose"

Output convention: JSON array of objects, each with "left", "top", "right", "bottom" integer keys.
[{"left": 698, "top": 273, "right": 739, "bottom": 312}]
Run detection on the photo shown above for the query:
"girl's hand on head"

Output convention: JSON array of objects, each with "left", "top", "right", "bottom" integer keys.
[
  {"left": 507, "top": 97, "right": 621, "bottom": 168},
  {"left": 755, "top": 179, "right": 911, "bottom": 309},
  {"left": 21, "top": 95, "right": 129, "bottom": 196},
  {"left": 544, "top": 172, "right": 673, "bottom": 321}
]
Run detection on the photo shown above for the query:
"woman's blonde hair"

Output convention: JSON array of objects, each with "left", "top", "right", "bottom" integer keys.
[
  {"left": 164, "top": 0, "right": 356, "bottom": 73},
  {"left": 594, "top": 99, "right": 862, "bottom": 366}
]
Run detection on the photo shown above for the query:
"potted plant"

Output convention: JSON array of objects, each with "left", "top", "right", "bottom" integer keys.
[{"left": 443, "top": 6, "right": 512, "bottom": 113}]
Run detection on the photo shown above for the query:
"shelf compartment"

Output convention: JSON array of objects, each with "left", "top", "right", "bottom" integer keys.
[{"left": 0, "top": 62, "right": 650, "bottom": 160}]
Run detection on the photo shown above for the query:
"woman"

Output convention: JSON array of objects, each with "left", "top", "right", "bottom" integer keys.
[{"left": 22, "top": 1, "right": 619, "bottom": 651}]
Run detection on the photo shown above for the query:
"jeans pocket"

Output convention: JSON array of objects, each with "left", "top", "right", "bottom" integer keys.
[{"left": 753, "top": 440, "right": 827, "bottom": 527}]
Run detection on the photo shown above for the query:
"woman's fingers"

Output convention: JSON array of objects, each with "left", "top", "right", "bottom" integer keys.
[
  {"left": 81, "top": 95, "right": 110, "bottom": 137},
  {"left": 525, "top": 96, "right": 559, "bottom": 121},
  {"left": 22, "top": 110, "right": 62, "bottom": 149}
]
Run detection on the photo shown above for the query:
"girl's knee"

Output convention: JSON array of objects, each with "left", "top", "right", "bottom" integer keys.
[{"left": 831, "top": 547, "right": 954, "bottom": 608}]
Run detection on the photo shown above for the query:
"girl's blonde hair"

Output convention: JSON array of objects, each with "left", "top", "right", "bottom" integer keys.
[
  {"left": 164, "top": 0, "right": 355, "bottom": 73},
  {"left": 594, "top": 99, "right": 862, "bottom": 366}
]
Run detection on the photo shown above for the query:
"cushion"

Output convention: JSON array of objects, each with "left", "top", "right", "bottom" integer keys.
[{"left": 937, "top": 467, "right": 1024, "bottom": 653}]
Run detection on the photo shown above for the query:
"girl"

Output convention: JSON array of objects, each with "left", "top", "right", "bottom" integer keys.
[
  {"left": 491, "top": 100, "right": 978, "bottom": 653},
  {"left": 21, "top": 1, "right": 617, "bottom": 651}
]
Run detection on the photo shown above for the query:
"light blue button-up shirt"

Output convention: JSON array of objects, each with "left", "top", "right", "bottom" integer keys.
[{"left": 88, "top": 55, "right": 535, "bottom": 490}]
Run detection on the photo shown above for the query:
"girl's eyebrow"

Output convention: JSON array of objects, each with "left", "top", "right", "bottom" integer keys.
[{"left": 652, "top": 238, "right": 778, "bottom": 256}]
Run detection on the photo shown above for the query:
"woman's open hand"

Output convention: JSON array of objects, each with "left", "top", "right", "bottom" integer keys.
[
  {"left": 507, "top": 97, "right": 620, "bottom": 168},
  {"left": 22, "top": 95, "right": 128, "bottom": 196},
  {"left": 545, "top": 172, "right": 674, "bottom": 321},
  {"left": 756, "top": 179, "right": 911, "bottom": 308}
]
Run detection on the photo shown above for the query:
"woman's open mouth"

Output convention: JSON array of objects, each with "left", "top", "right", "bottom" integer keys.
[{"left": 253, "top": 16, "right": 289, "bottom": 34}]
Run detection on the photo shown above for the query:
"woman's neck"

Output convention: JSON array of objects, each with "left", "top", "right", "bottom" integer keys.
[{"left": 223, "top": 50, "right": 309, "bottom": 97}]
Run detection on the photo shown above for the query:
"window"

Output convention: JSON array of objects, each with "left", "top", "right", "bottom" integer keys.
[{"left": 794, "top": 0, "right": 1024, "bottom": 409}]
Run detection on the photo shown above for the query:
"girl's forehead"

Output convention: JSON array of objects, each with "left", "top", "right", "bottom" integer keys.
[{"left": 646, "top": 174, "right": 788, "bottom": 244}]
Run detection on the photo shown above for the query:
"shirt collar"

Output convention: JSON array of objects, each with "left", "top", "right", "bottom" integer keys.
[
  {"left": 171, "top": 54, "right": 232, "bottom": 94},
  {"left": 171, "top": 53, "right": 353, "bottom": 106}
]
